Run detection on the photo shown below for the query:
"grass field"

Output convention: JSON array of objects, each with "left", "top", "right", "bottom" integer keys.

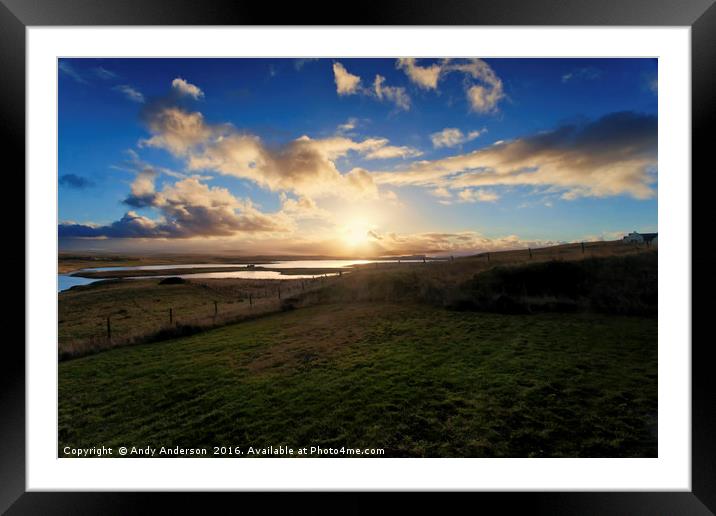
[
  {"left": 59, "top": 240, "right": 655, "bottom": 359},
  {"left": 58, "top": 276, "right": 328, "bottom": 359},
  {"left": 59, "top": 302, "right": 657, "bottom": 458}
]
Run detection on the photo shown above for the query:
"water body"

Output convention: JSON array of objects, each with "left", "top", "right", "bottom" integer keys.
[
  {"left": 58, "top": 259, "right": 428, "bottom": 292},
  {"left": 58, "top": 275, "right": 102, "bottom": 292}
]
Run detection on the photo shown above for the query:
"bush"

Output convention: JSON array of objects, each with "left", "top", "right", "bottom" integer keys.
[
  {"left": 448, "top": 253, "right": 657, "bottom": 316},
  {"left": 158, "top": 276, "right": 187, "bottom": 285}
]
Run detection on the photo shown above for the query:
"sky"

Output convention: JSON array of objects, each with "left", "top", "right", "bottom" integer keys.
[{"left": 58, "top": 57, "right": 658, "bottom": 257}]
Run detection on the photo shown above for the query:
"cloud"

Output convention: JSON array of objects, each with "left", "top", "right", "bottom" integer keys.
[
  {"left": 375, "top": 111, "right": 658, "bottom": 200},
  {"left": 373, "top": 75, "right": 410, "bottom": 111},
  {"left": 59, "top": 211, "right": 161, "bottom": 239},
  {"left": 396, "top": 58, "right": 505, "bottom": 113},
  {"left": 61, "top": 176, "right": 291, "bottom": 239},
  {"left": 429, "top": 186, "right": 498, "bottom": 204},
  {"left": 333, "top": 62, "right": 411, "bottom": 111},
  {"left": 93, "top": 66, "right": 118, "bottom": 80},
  {"left": 113, "top": 84, "right": 145, "bottom": 103},
  {"left": 123, "top": 167, "right": 158, "bottom": 208},
  {"left": 294, "top": 58, "right": 319, "bottom": 70},
  {"left": 396, "top": 58, "right": 441, "bottom": 90},
  {"left": 279, "top": 192, "right": 331, "bottom": 221},
  {"left": 140, "top": 106, "right": 216, "bottom": 156},
  {"left": 139, "top": 87, "right": 418, "bottom": 199},
  {"left": 446, "top": 59, "right": 505, "bottom": 113},
  {"left": 337, "top": 118, "right": 358, "bottom": 133},
  {"left": 364, "top": 229, "right": 560, "bottom": 256},
  {"left": 59, "top": 174, "right": 95, "bottom": 189},
  {"left": 562, "top": 67, "right": 602, "bottom": 83},
  {"left": 364, "top": 144, "right": 422, "bottom": 160},
  {"left": 333, "top": 62, "right": 362, "bottom": 95},
  {"left": 178, "top": 126, "right": 384, "bottom": 199},
  {"left": 430, "top": 187, "right": 452, "bottom": 198},
  {"left": 58, "top": 62, "right": 88, "bottom": 84},
  {"left": 171, "top": 77, "right": 204, "bottom": 99},
  {"left": 466, "top": 83, "right": 503, "bottom": 113},
  {"left": 457, "top": 188, "right": 499, "bottom": 203},
  {"left": 431, "top": 127, "right": 486, "bottom": 148}
]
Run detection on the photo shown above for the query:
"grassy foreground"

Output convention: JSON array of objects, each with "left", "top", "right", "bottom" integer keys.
[{"left": 59, "top": 302, "right": 657, "bottom": 458}]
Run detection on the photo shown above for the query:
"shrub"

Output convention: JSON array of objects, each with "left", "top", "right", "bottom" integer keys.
[{"left": 158, "top": 276, "right": 187, "bottom": 285}]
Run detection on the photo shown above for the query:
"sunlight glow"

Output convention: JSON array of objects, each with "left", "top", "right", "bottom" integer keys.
[{"left": 341, "top": 219, "right": 374, "bottom": 248}]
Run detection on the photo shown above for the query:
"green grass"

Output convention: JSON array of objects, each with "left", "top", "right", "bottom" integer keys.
[
  {"left": 58, "top": 276, "right": 317, "bottom": 358},
  {"left": 59, "top": 302, "right": 657, "bottom": 457}
]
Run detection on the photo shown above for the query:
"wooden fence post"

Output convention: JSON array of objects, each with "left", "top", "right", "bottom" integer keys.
[
  {"left": 581, "top": 242, "right": 585, "bottom": 254},
  {"left": 214, "top": 300, "right": 218, "bottom": 316},
  {"left": 528, "top": 248, "right": 532, "bottom": 259},
  {"left": 169, "top": 308, "right": 173, "bottom": 324},
  {"left": 487, "top": 252, "right": 490, "bottom": 263},
  {"left": 278, "top": 286, "right": 281, "bottom": 299},
  {"left": 249, "top": 293, "right": 253, "bottom": 307},
  {"left": 106, "top": 316, "right": 111, "bottom": 341}
]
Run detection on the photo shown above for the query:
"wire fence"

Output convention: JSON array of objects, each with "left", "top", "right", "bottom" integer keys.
[
  {"left": 58, "top": 241, "right": 654, "bottom": 360},
  {"left": 58, "top": 274, "right": 340, "bottom": 360}
]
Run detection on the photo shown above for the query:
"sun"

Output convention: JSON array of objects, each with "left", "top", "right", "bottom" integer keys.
[{"left": 341, "top": 220, "right": 373, "bottom": 248}]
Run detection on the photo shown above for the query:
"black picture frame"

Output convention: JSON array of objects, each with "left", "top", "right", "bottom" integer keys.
[{"left": 4, "top": 0, "right": 712, "bottom": 513}]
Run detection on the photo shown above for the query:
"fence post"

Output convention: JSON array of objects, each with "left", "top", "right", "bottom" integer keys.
[
  {"left": 581, "top": 242, "right": 585, "bottom": 254},
  {"left": 278, "top": 286, "right": 281, "bottom": 299},
  {"left": 249, "top": 293, "right": 253, "bottom": 307},
  {"left": 169, "top": 308, "right": 173, "bottom": 324},
  {"left": 528, "top": 248, "right": 532, "bottom": 259},
  {"left": 106, "top": 316, "right": 111, "bottom": 341},
  {"left": 487, "top": 252, "right": 490, "bottom": 263},
  {"left": 214, "top": 300, "right": 218, "bottom": 316}
]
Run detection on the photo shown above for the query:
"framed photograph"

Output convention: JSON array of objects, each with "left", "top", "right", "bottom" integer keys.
[{"left": 6, "top": 0, "right": 712, "bottom": 512}]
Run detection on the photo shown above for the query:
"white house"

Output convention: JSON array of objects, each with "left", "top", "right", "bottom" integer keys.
[{"left": 623, "top": 231, "right": 658, "bottom": 246}]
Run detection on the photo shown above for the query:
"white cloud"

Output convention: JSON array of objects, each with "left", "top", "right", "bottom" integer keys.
[
  {"left": 279, "top": 193, "right": 331, "bottom": 221},
  {"left": 86, "top": 175, "right": 293, "bottom": 238},
  {"left": 113, "top": 84, "right": 145, "bottom": 103},
  {"left": 364, "top": 145, "right": 422, "bottom": 160},
  {"left": 333, "top": 62, "right": 411, "bottom": 111},
  {"left": 430, "top": 187, "right": 452, "bottom": 198},
  {"left": 364, "top": 229, "right": 560, "bottom": 256},
  {"left": 561, "top": 67, "right": 601, "bottom": 83},
  {"left": 171, "top": 77, "right": 204, "bottom": 99},
  {"left": 431, "top": 127, "right": 486, "bottom": 148},
  {"left": 396, "top": 58, "right": 441, "bottom": 90},
  {"left": 332, "top": 62, "right": 361, "bottom": 95},
  {"left": 58, "top": 62, "right": 87, "bottom": 84},
  {"left": 457, "top": 188, "right": 499, "bottom": 203},
  {"left": 396, "top": 58, "right": 505, "bottom": 113},
  {"left": 337, "top": 118, "right": 358, "bottom": 133},
  {"left": 94, "top": 66, "right": 118, "bottom": 80},
  {"left": 373, "top": 75, "right": 410, "bottom": 111},
  {"left": 138, "top": 84, "right": 423, "bottom": 199},
  {"left": 142, "top": 104, "right": 386, "bottom": 199},
  {"left": 140, "top": 107, "right": 215, "bottom": 155},
  {"left": 375, "top": 111, "right": 658, "bottom": 200}
]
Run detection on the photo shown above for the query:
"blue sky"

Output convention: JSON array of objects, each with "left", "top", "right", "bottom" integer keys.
[{"left": 58, "top": 57, "right": 657, "bottom": 256}]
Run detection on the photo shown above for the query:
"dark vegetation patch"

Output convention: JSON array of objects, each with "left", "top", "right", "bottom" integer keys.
[
  {"left": 449, "top": 253, "right": 657, "bottom": 316},
  {"left": 158, "top": 276, "right": 187, "bottom": 285},
  {"left": 307, "top": 252, "right": 656, "bottom": 317}
]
